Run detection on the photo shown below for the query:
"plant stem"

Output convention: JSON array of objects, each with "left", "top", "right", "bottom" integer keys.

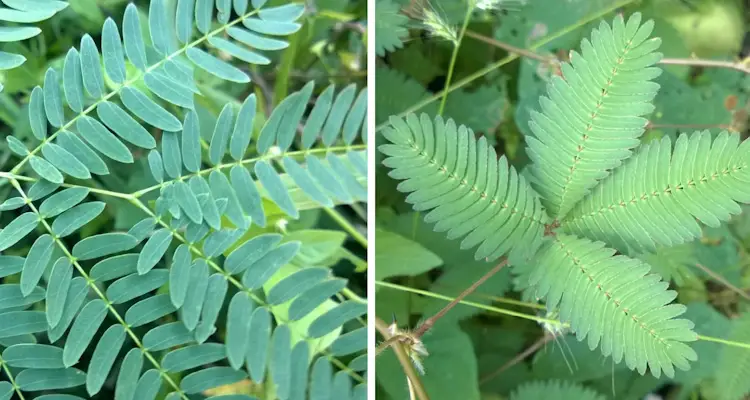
[
  {"left": 375, "top": 317, "right": 431, "bottom": 400},
  {"left": 694, "top": 263, "right": 750, "bottom": 301},
  {"left": 464, "top": 30, "right": 554, "bottom": 63},
  {"left": 437, "top": 5, "right": 474, "bottom": 116},
  {"left": 323, "top": 207, "right": 368, "bottom": 248},
  {"left": 479, "top": 334, "right": 552, "bottom": 384},
  {"left": 413, "top": 259, "right": 509, "bottom": 338},
  {"left": 660, "top": 57, "right": 750, "bottom": 74}
]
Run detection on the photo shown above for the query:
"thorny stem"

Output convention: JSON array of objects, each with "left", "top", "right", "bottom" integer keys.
[
  {"left": 694, "top": 263, "right": 750, "bottom": 301},
  {"left": 413, "top": 259, "right": 509, "bottom": 338},
  {"left": 479, "top": 334, "right": 553, "bottom": 384},
  {"left": 375, "top": 317, "right": 431, "bottom": 400},
  {"left": 437, "top": 5, "right": 473, "bottom": 116}
]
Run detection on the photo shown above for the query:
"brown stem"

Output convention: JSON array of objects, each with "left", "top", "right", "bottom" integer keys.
[
  {"left": 413, "top": 259, "right": 509, "bottom": 338},
  {"left": 694, "top": 263, "right": 750, "bottom": 301},
  {"left": 375, "top": 317, "right": 431, "bottom": 400},
  {"left": 479, "top": 334, "right": 553, "bottom": 385},
  {"left": 464, "top": 30, "right": 554, "bottom": 63},
  {"left": 660, "top": 57, "right": 750, "bottom": 74}
]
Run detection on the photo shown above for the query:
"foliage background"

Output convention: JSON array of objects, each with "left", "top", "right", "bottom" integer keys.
[
  {"left": 0, "top": 0, "right": 368, "bottom": 398},
  {"left": 375, "top": 0, "right": 750, "bottom": 399}
]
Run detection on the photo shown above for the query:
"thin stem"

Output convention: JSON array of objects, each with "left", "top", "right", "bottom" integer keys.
[
  {"left": 375, "top": 0, "right": 638, "bottom": 131},
  {"left": 323, "top": 207, "right": 368, "bottom": 248},
  {"left": 479, "top": 334, "right": 552, "bottom": 385},
  {"left": 698, "top": 334, "right": 750, "bottom": 350},
  {"left": 0, "top": 355, "right": 26, "bottom": 400},
  {"left": 429, "top": 284, "right": 546, "bottom": 310},
  {"left": 0, "top": 171, "right": 135, "bottom": 200},
  {"left": 413, "top": 260, "right": 509, "bottom": 338},
  {"left": 464, "top": 30, "right": 554, "bottom": 63},
  {"left": 437, "top": 5, "right": 473, "bottom": 116},
  {"left": 694, "top": 263, "right": 750, "bottom": 301},
  {"left": 375, "top": 317, "right": 431, "bottom": 400},
  {"left": 660, "top": 57, "right": 750, "bottom": 74}
]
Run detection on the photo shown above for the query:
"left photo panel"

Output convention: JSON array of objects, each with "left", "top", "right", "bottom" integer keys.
[{"left": 0, "top": 1, "right": 368, "bottom": 399}]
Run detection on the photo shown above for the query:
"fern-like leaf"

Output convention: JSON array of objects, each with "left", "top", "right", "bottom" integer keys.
[
  {"left": 563, "top": 131, "right": 750, "bottom": 254},
  {"left": 379, "top": 113, "right": 548, "bottom": 263},
  {"left": 527, "top": 233, "right": 697, "bottom": 378},
  {"left": 525, "top": 12, "right": 662, "bottom": 219},
  {"left": 375, "top": 0, "right": 409, "bottom": 56}
]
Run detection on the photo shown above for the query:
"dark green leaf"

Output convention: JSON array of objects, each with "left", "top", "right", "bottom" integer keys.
[
  {"left": 51, "top": 202, "right": 105, "bottom": 238},
  {"left": 63, "top": 299, "right": 107, "bottom": 367},
  {"left": 46, "top": 258, "right": 72, "bottom": 328},
  {"left": 137, "top": 228, "right": 173, "bottom": 274},
  {"left": 86, "top": 325, "right": 125, "bottom": 396},
  {"left": 21, "top": 234, "right": 54, "bottom": 296}
]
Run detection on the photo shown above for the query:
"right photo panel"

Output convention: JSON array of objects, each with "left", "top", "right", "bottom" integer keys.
[{"left": 373, "top": 0, "right": 750, "bottom": 399}]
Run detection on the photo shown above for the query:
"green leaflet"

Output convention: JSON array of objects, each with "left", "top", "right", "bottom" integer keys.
[
  {"left": 29, "top": 86, "right": 46, "bottom": 140},
  {"left": 203, "top": 229, "right": 243, "bottom": 257},
  {"left": 43, "top": 68, "right": 64, "bottom": 127},
  {"left": 229, "top": 93, "right": 256, "bottom": 161},
  {"left": 163, "top": 343, "right": 226, "bottom": 372},
  {"left": 267, "top": 267, "right": 329, "bottom": 305},
  {"left": 186, "top": 47, "right": 250, "bottom": 83},
  {"left": 41, "top": 143, "right": 91, "bottom": 179},
  {"left": 71, "top": 233, "right": 138, "bottom": 260},
  {"left": 196, "top": 274, "right": 228, "bottom": 342},
  {"left": 182, "top": 260, "right": 209, "bottom": 330},
  {"left": 332, "top": 372, "right": 352, "bottom": 399},
  {"left": 162, "top": 130, "right": 183, "bottom": 179},
  {"left": 288, "top": 279, "right": 347, "bottom": 321},
  {"left": 255, "top": 160, "right": 298, "bottom": 219},
  {"left": 30, "top": 155, "right": 64, "bottom": 183},
  {"left": 149, "top": 0, "right": 174, "bottom": 55},
  {"left": 271, "top": 325, "right": 292, "bottom": 399},
  {"left": 90, "top": 253, "right": 138, "bottom": 282},
  {"left": 63, "top": 48, "right": 84, "bottom": 113},
  {"left": 51, "top": 202, "right": 106, "bottom": 238},
  {"left": 21, "top": 234, "right": 54, "bottom": 296},
  {"left": 182, "top": 110, "right": 202, "bottom": 172},
  {"left": 39, "top": 188, "right": 89, "bottom": 218},
  {"left": 226, "top": 292, "right": 255, "bottom": 369},
  {"left": 0, "top": 51, "right": 25, "bottom": 69},
  {"left": 308, "top": 301, "right": 367, "bottom": 338},
  {"left": 76, "top": 116, "right": 134, "bottom": 163},
  {"left": 144, "top": 70, "right": 195, "bottom": 109},
  {"left": 125, "top": 294, "right": 176, "bottom": 327},
  {"left": 0, "top": 197, "right": 25, "bottom": 211},
  {"left": 195, "top": 0, "right": 213, "bottom": 34},
  {"left": 243, "top": 18, "right": 299, "bottom": 36},
  {"left": 343, "top": 88, "right": 367, "bottom": 144},
  {"left": 137, "top": 228, "right": 173, "bottom": 274},
  {"left": 128, "top": 218, "right": 156, "bottom": 243},
  {"left": 143, "top": 322, "right": 194, "bottom": 351},
  {"left": 1, "top": 344, "right": 65, "bottom": 369},
  {"left": 115, "top": 348, "right": 143, "bottom": 400},
  {"left": 80, "top": 34, "right": 105, "bottom": 98},
  {"left": 27, "top": 180, "right": 60, "bottom": 200},
  {"left": 310, "top": 358, "right": 332, "bottom": 400},
  {"left": 283, "top": 157, "right": 333, "bottom": 207},
  {"left": 0, "top": 311, "right": 47, "bottom": 338},
  {"left": 123, "top": 3, "right": 148, "bottom": 70},
  {"left": 225, "top": 233, "right": 282, "bottom": 274},
  {"left": 63, "top": 299, "right": 108, "bottom": 367},
  {"left": 242, "top": 241, "right": 300, "bottom": 290},
  {"left": 181, "top": 367, "right": 247, "bottom": 394},
  {"left": 97, "top": 101, "right": 157, "bottom": 149},
  {"left": 176, "top": 0, "right": 195, "bottom": 43},
  {"left": 48, "top": 277, "right": 89, "bottom": 343},
  {"left": 121, "top": 87, "right": 182, "bottom": 131},
  {"left": 210, "top": 104, "right": 235, "bottom": 165},
  {"left": 15, "top": 368, "right": 86, "bottom": 391},
  {"left": 246, "top": 307, "right": 271, "bottom": 382},
  {"left": 330, "top": 327, "right": 366, "bottom": 356},
  {"left": 322, "top": 84, "right": 356, "bottom": 146},
  {"left": 0, "top": 212, "right": 39, "bottom": 251},
  {"left": 175, "top": 180, "right": 203, "bottom": 224},
  {"left": 86, "top": 325, "right": 126, "bottom": 396},
  {"left": 0, "top": 26, "right": 41, "bottom": 42},
  {"left": 208, "top": 36, "right": 270, "bottom": 65},
  {"left": 148, "top": 150, "right": 164, "bottom": 183},
  {"left": 106, "top": 269, "right": 169, "bottom": 304},
  {"left": 102, "top": 18, "right": 126, "bottom": 84},
  {"left": 133, "top": 369, "right": 162, "bottom": 400},
  {"left": 46, "top": 258, "right": 72, "bottom": 328},
  {"left": 209, "top": 169, "right": 248, "bottom": 229},
  {"left": 0, "top": 284, "right": 45, "bottom": 311},
  {"left": 288, "top": 341, "right": 310, "bottom": 400},
  {"left": 307, "top": 155, "right": 352, "bottom": 203},
  {"left": 6, "top": 136, "right": 29, "bottom": 156},
  {"left": 58, "top": 131, "right": 110, "bottom": 176},
  {"left": 230, "top": 165, "right": 265, "bottom": 227},
  {"left": 169, "top": 245, "right": 192, "bottom": 308},
  {"left": 227, "top": 26, "right": 288, "bottom": 50}
]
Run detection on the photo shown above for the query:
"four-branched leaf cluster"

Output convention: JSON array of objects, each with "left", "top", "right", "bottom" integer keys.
[
  {"left": 379, "top": 12, "right": 750, "bottom": 378},
  {"left": 0, "top": 0, "right": 367, "bottom": 399}
]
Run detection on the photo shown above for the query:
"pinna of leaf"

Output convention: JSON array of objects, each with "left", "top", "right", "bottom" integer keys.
[{"left": 374, "top": 12, "right": 749, "bottom": 379}]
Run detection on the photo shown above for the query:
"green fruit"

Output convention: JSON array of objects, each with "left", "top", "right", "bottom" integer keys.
[{"left": 663, "top": 1, "right": 744, "bottom": 57}]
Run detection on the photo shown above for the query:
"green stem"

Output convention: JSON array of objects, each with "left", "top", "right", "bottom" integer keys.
[
  {"left": 437, "top": 5, "right": 474, "bottom": 116},
  {"left": 0, "top": 355, "right": 25, "bottom": 400},
  {"left": 323, "top": 207, "right": 368, "bottom": 248}
]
